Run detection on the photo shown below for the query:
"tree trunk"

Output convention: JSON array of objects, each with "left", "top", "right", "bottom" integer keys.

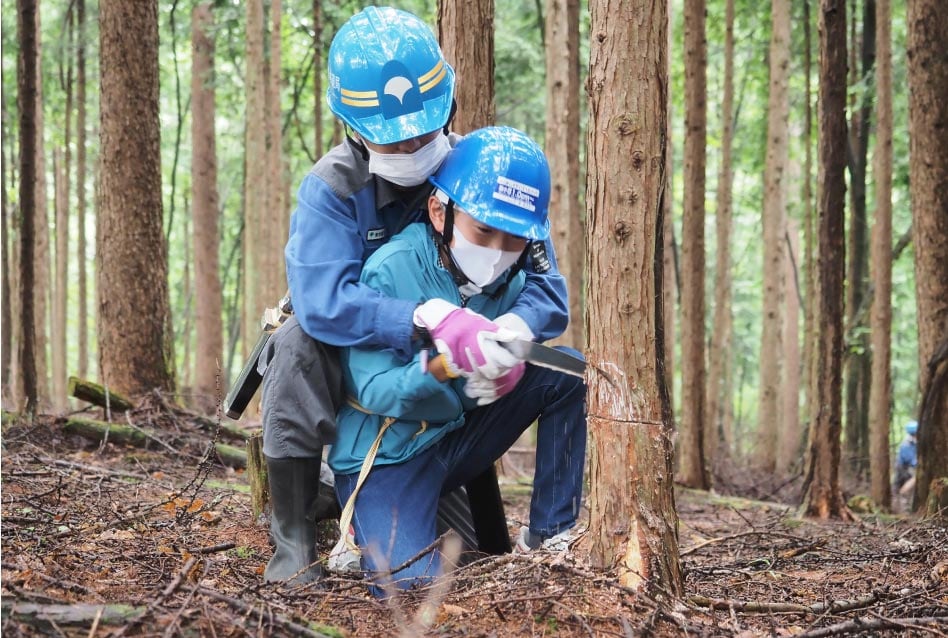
[
  {"left": 802, "top": 0, "right": 852, "bottom": 521},
  {"left": 585, "top": 0, "right": 682, "bottom": 596},
  {"left": 707, "top": 0, "right": 735, "bottom": 465},
  {"left": 801, "top": 0, "right": 816, "bottom": 470},
  {"left": 192, "top": 1, "right": 223, "bottom": 414},
  {"left": 843, "top": 0, "right": 875, "bottom": 480},
  {"left": 313, "top": 0, "right": 323, "bottom": 156},
  {"left": 678, "top": 0, "right": 709, "bottom": 490},
  {"left": 907, "top": 0, "right": 948, "bottom": 510},
  {"left": 243, "top": 0, "right": 267, "bottom": 375},
  {"left": 76, "top": 0, "right": 89, "bottom": 380},
  {"left": 16, "top": 0, "right": 39, "bottom": 414},
  {"left": 97, "top": 0, "right": 175, "bottom": 398},
  {"left": 438, "top": 0, "right": 495, "bottom": 133},
  {"left": 32, "top": 5, "right": 50, "bottom": 408},
  {"left": 662, "top": 0, "right": 676, "bottom": 419},
  {"left": 778, "top": 219, "right": 802, "bottom": 473},
  {"left": 544, "top": 0, "right": 582, "bottom": 349},
  {"left": 867, "top": 0, "right": 893, "bottom": 512},
  {"left": 52, "top": 148, "right": 68, "bottom": 409},
  {"left": 267, "top": 0, "right": 286, "bottom": 297},
  {"left": 2, "top": 93, "right": 12, "bottom": 399},
  {"left": 758, "top": 0, "right": 791, "bottom": 473}
]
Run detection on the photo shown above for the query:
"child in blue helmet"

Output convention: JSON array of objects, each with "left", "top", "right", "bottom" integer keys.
[
  {"left": 257, "top": 7, "right": 569, "bottom": 585},
  {"left": 328, "top": 127, "right": 587, "bottom": 595},
  {"left": 894, "top": 420, "right": 918, "bottom": 493}
]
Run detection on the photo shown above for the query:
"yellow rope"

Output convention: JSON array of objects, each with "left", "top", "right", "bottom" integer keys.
[{"left": 336, "top": 398, "right": 428, "bottom": 552}]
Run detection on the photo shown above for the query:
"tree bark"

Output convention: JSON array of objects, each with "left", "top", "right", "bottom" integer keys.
[
  {"left": 32, "top": 5, "right": 50, "bottom": 407},
  {"left": 52, "top": 147, "right": 68, "bottom": 409},
  {"left": 16, "top": 0, "right": 39, "bottom": 414},
  {"left": 758, "top": 0, "right": 791, "bottom": 473},
  {"left": 867, "top": 0, "right": 893, "bottom": 511},
  {"left": 802, "top": 0, "right": 816, "bottom": 462},
  {"left": 2, "top": 93, "right": 12, "bottom": 399},
  {"left": 907, "top": 0, "right": 948, "bottom": 510},
  {"left": 192, "top": 2, "right": 223, "bottom": 414},
  {"left": 678, "top": 0, "right": 709, "bottom": 490},
  {"left": 843, "top": 0, "right": 876, "bottom": 480},
  {"left": 97, "top": 0, "right": 175, "bottom": 398},
  {"left": 662, "top": 0, "right": 677, "bottom": 421},
  {"left": 243, "top": 0, "right": 267, "bottom": 387},
  {"left": 267, "top": 0, "right": 287, "bottom": 298},
  {"left": 707, "top": 0, "right": 735, "bottom": 464},
  {"left": 76, "top": 0, "right": 89, "bottom": 380},
  {"left": 585, "top": 0, "right": 682, "bottom": 595},
  {"left": 438, "top": 0, "right": 495, "bottom": 133},
  {"left": 802, "top": 0, "right": 852, "bottom": 520},
  {"left": 544, "top": 0, "right": 582, "bottom": 349},
  {"left": 778, "top": 220, "right": 802, "bottom": 473}
]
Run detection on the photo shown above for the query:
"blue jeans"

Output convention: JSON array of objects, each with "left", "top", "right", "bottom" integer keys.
[{"left": 334, "top": 349, "right": 587, "bottom": 593}]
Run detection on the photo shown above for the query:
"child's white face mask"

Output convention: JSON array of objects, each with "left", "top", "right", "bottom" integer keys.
[
  {"left": 366, "top": 134, "right": 451, "bottom": 187},
  {"left": 450, "top": 225, "right": 522, "bottom": 293}
]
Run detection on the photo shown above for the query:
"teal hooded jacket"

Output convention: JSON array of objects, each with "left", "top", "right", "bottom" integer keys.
[{"left": 328, "top": 222, "right": 525, "bottom": 475}]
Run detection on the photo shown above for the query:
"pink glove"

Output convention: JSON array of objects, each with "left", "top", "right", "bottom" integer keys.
[
  {"left": 413, "top": 299, "right": 502, "bottom": 375},
  {"left": 463, "top": 363, "right": 526, "bottom": 406}
]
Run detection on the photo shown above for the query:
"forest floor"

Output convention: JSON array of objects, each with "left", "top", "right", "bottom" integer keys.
[{"left": 1, "top": 399, "right": 946, "bottom": 637}]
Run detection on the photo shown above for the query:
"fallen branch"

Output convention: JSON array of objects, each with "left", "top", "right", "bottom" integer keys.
[
  {"left": 689, "top": 592, "right": 882, "bottom": 615},
  {"left": 794, "top": 615, "right": 948, "bottom": 638},
  {"left": 0, "top": 601, "right": 145, "bottom": 628},
  {"left": 68, "top": 376, "right": 134, "bottom": 413},
  {"left": 196, "top": 586, "right": 340, "bottom": 638},
  {"left": 681, "top": 530, "right": 817, "bottom": 556},
  {"left": 61, "top": 416, "right": 247, "bottom": 469}
]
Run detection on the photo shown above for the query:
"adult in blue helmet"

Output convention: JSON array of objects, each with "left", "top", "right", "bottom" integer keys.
[
  {"left": 894, "top": 420, "right": 918, "bottom": 494},
  {"left": 327, "top": 126, "right": 586, "bottom": 596},
  {"left": 257, "top": 8, "right": 569, "bottom": 586}
]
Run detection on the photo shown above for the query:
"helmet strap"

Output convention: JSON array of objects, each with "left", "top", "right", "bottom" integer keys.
[
  {"left": 344, "top": 126, "right": 370, "bottom": 161},
  {"left": 434, "top": 199, "right": 471, "bottom": 288},
  {"left": 442, "top": 99, "right": 458, "bottom": 136}
]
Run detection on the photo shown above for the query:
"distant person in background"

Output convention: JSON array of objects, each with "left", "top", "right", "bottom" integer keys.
[{"left": 894, "top": 420, "right": 918, "bottom": 495}]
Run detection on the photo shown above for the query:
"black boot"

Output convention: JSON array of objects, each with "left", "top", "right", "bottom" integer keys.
[{"left": 264, "top": 456, "right": 326, "bottom": 585}]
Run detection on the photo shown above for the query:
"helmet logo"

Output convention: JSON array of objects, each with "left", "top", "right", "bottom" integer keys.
[
  {"left": 379, "top": 61, "right": 423, "bottom": 120},
  {"left": 494, "top": 176, "right": 539, "bottom": 212},
  {"left": 383, "top": 76, "right": 414, "bottom": 104}
]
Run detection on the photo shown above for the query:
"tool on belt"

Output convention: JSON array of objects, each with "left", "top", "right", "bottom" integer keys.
[{"left": 224, "top": 294, "right": 292, "bottom": 419}]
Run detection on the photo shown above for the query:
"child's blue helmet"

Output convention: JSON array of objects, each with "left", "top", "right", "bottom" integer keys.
[
  {"left": 905, "top": 420, "right": 918, "bottom": 436},
  {"left": 429, "top": 126, "right": 551, "bottom": 241},
  {"left": 327, "top": 7, "right": 456, "bottom": 145}
]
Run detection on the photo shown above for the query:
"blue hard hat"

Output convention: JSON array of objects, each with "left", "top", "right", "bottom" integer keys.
[
  {"left": 326, "top": 7, "right": 456, "bottom": 145},
  {"left": 429, "top": 127, "right": 551, "bottom": 241},
  {"left": 905, "top": 420, "right": 918, "bottom": 436}
]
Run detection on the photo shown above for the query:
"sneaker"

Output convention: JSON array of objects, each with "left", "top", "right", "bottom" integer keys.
[
  {"left": 327, "top": 526, "right": 362, "bottom": 573},
  {"left": 514, "top": 526, "right": 574, "bottom": 553}
]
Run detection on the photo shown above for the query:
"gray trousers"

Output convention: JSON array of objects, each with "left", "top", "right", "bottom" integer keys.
[{"left": 259, "top": 316, "right": 344, "bottom": 458}]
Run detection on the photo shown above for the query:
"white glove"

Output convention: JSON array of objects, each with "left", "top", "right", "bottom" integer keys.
[
  {"left": 473, "top": 312, "right": 534, "bottom": 379},
  {"left": 493, "top": 312, "right": 535, "bottom": 341},
  {"left": 463, "top": 360, "right": 526, "bottom": 406}
]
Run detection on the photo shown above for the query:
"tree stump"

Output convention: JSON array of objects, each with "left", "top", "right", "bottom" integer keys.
[
  {"left": 246, "top": 431, "right": 268, "bottom": 518},
  {"left": 925, "top": 477, "right": 948, "bottom": 518}
]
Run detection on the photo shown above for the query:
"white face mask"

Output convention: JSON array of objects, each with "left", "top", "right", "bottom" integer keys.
[
  {"left": 450, "top": 225, "right": 523, "bottom": 294},
  {"left": 366, "top": 133, "right": 451, "bottom": 187}
]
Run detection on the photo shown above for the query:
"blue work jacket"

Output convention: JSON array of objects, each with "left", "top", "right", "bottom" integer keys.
[{"left": 283, "top": 139, "right": 569, "bottom": 362}]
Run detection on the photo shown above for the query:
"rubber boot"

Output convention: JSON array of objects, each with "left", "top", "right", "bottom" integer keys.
[{"left": 263, "top": 456, "right": 326, "bottom": 585}]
